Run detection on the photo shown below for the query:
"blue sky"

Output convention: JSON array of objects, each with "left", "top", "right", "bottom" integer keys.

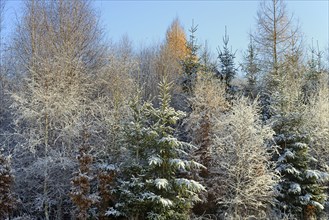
[{"left": 2, "top": 0, "right": 329, "bottom": 64}]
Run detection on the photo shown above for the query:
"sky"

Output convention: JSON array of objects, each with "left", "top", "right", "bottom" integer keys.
[{"left": 1, "top": 0, "right": 329, "bottom": 65}]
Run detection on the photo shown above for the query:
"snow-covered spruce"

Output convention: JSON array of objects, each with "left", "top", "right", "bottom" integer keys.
[
  {"left": 274, "top": 125, "right": 329, "bottom": 218},
  {"left": 106, "top": 79, "right": 205, "bottom": 219}
]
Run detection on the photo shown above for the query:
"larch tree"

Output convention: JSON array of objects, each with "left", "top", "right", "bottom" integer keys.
[
  {"left": 165, "top": 17, "right": 189, "bottom": 62},
  {"left": 188, "top": 74, "right": 229, "bottom": 176},
  {"left": 155, "top": 18, "right": 188, "bottom": 95},
  {"left": 253, "top": 0, "right": 300, "bottom": 81},
  {"left": 303, "top": 74, "right": 329, "bottom": 171},
  {"left": 303, "top": 41, "right": 324, "bottom": 101},
  {"left": 199, "top": 41, "right": 217, "bottom": 75}
]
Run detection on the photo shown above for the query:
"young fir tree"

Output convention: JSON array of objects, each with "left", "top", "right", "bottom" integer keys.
[
  {"left": 106, "top": 79, "right": 205, "bottom": 220},
  {"left": 181, "top": 21, "right": 201, "bottom": 94},
  {"left": 0, "top": 150, "right": 15, "bottom": 218},
  {"left": 217, "top": 27, "right": 237, "bottom": 92}
]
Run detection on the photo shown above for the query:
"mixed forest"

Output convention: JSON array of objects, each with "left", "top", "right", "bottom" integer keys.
[{"left": 1, "top": 0, "right": 329, "bottom": 219}]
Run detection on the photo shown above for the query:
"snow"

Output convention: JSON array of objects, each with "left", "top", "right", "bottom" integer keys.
[
  {"left": 105, "top": 207, "right": 123, "bottom": 217},
  {"left": 148, "top": 155, "right": 163, "bottom": 166},
  {"left": 99, "top": 163, "right": 117, "bottom": 171},
  {"left": 311, "top": 201, "right": 325, "bottom": 210},
  {"left": 305, "top": 170, "right": 329, "bottom": 182},
  {"left": 154, "top": 178, "right": 169, "bottom": 190},
  {"left": 175, "top": 178, "right": 206, "bottom": 192},
  {"left": 141, "top": 192, "right": 158, "bottom": 201},
  {"left": 288, "top": 183, "right": 301, "bottom": 194},
  {"left": 169, "top": 159, "right": 186, "bottom": 170},
  {"left": 158, "top": 197, "right": 173, "bottom": 207},
  {"left": 278, "top": 149, "right": 295, "bottom": 162}
]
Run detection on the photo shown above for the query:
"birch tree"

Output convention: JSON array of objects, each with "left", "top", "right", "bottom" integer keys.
[
  {"left": 10, "top": 0, "right": 106, "bottom": 218},
  {"left": 209, "top": 97, "right": 276, "bottom": 219}
]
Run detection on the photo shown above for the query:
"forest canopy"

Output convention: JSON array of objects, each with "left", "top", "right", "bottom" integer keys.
[{"left": 0, "top": 0, "right": 329, "bottom": 219}]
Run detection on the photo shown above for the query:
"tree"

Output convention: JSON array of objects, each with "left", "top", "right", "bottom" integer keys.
[
  {"left": 187, "top": 75, "right": 229, "bottom": 216},
  {"left": 241, "top": 35, "right": 261, "bottom": 98},
  {"left": 303, "top": 75, "right": 329, "bottom": 171},
  {"left": 107, "top": 79, "right": 205, "bottom": 219},
  {"left": 155, "top": 18, "right": 188, "bottom": 95},
  {"left": 270, "top": 68, "right": 329, "bottom": 219},
  {"left": 303, "top": 41, "right": 324, "bottom": 101},
  {"left": 0, "top": 150, "right": 15, "bottom": 219},
  {"left": 10, "top": 0, "right": 106, "bottom": 218},
  {"left": 208, "top": 97, "right": 276, "bottom": 219},
  {"left": 181, "top": 21, "right": 201, "bottom": 94},
  {"left": 70, "top": 129, "right": 98, "bottom": 220},
  {"left": 274, "top": 112, "right": 329, "bottom": 219},
  {"left": 0, "top": 0, "right": 9, "bottom": 138},
  {"left": 165, "top": 17, "right": 189, "bottom": 61},
  {"left": 217, "top": 27, "right": 237, "bottom": 91},
  {"left": 188, "top": 74, "right": 229, "bottom": 176},
  {"left": 199, "top": 41, "right": 218, "bottom": 75},
  {"left": 253, "top": 0, "right": 299, "bottom": 77}
]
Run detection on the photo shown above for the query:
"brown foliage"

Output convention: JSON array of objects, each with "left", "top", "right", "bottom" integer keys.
[{"left": 0, "top": 153, "right": 15, "bottom": 219}]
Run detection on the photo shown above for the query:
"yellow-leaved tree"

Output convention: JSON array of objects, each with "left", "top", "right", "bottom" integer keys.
[
  {"left": 165, "top": 17, "right": 189, "bottom": 61},
  {"left": 156, "top": 18, "right": 189, "bottom": 94}
]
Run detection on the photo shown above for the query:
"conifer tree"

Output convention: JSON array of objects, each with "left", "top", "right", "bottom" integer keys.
[
  {"left": 303, "top": 41, "right": 324, "bottom": 101},
  {"left": 217, "top": 27, "right": 237, "bottom": 91},
  {"left": 97, "top": 163, "right": 116, "bottom": 220},
  {"left": 165, "top": 18, "right": 189, "bottom": 61},
  {"left": 70, "top": 129, "right": 98, "bottom": 220},
  {"left": 0, "top": 150, "right": 15, "bottom": 219},
  {"left": 157, "top": 18, "right": 188, "bottom": 93},
  {"left": 181, "top": 22, "right": 201, "bottom": 94},
  {"left": 253, "top": 0, "right": 300, "bottom": 77},
  {"left": 271, "top": 70, "right": 329, "bottom": 219},
  {"left": 107, "top": 79, "right": 205, "bottom": 219},
  {"left": 242, "top": 35, "right": 261, "bottom": 97},
  {"left": 274, "top": 114, "right": 329, "bottom": 219}
]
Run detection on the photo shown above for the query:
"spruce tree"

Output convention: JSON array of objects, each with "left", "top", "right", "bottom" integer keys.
[
  {"left": 181, "top": 22, "right": 201, "bottom": 94},
  {"left": 274, "top": 114, "right": 329, "bottom": 219},
  {"left": 107, "top": 79, "right": 205, "bottom": 219},
  {"left": 217, "top": 27, "right": 237, "bottom": 91},
  {"left": 241, "top": 36, "right": 261, "bottom": 97},
  {"left": 303, "top": 41, "right": 324, "bottom": 101}
]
